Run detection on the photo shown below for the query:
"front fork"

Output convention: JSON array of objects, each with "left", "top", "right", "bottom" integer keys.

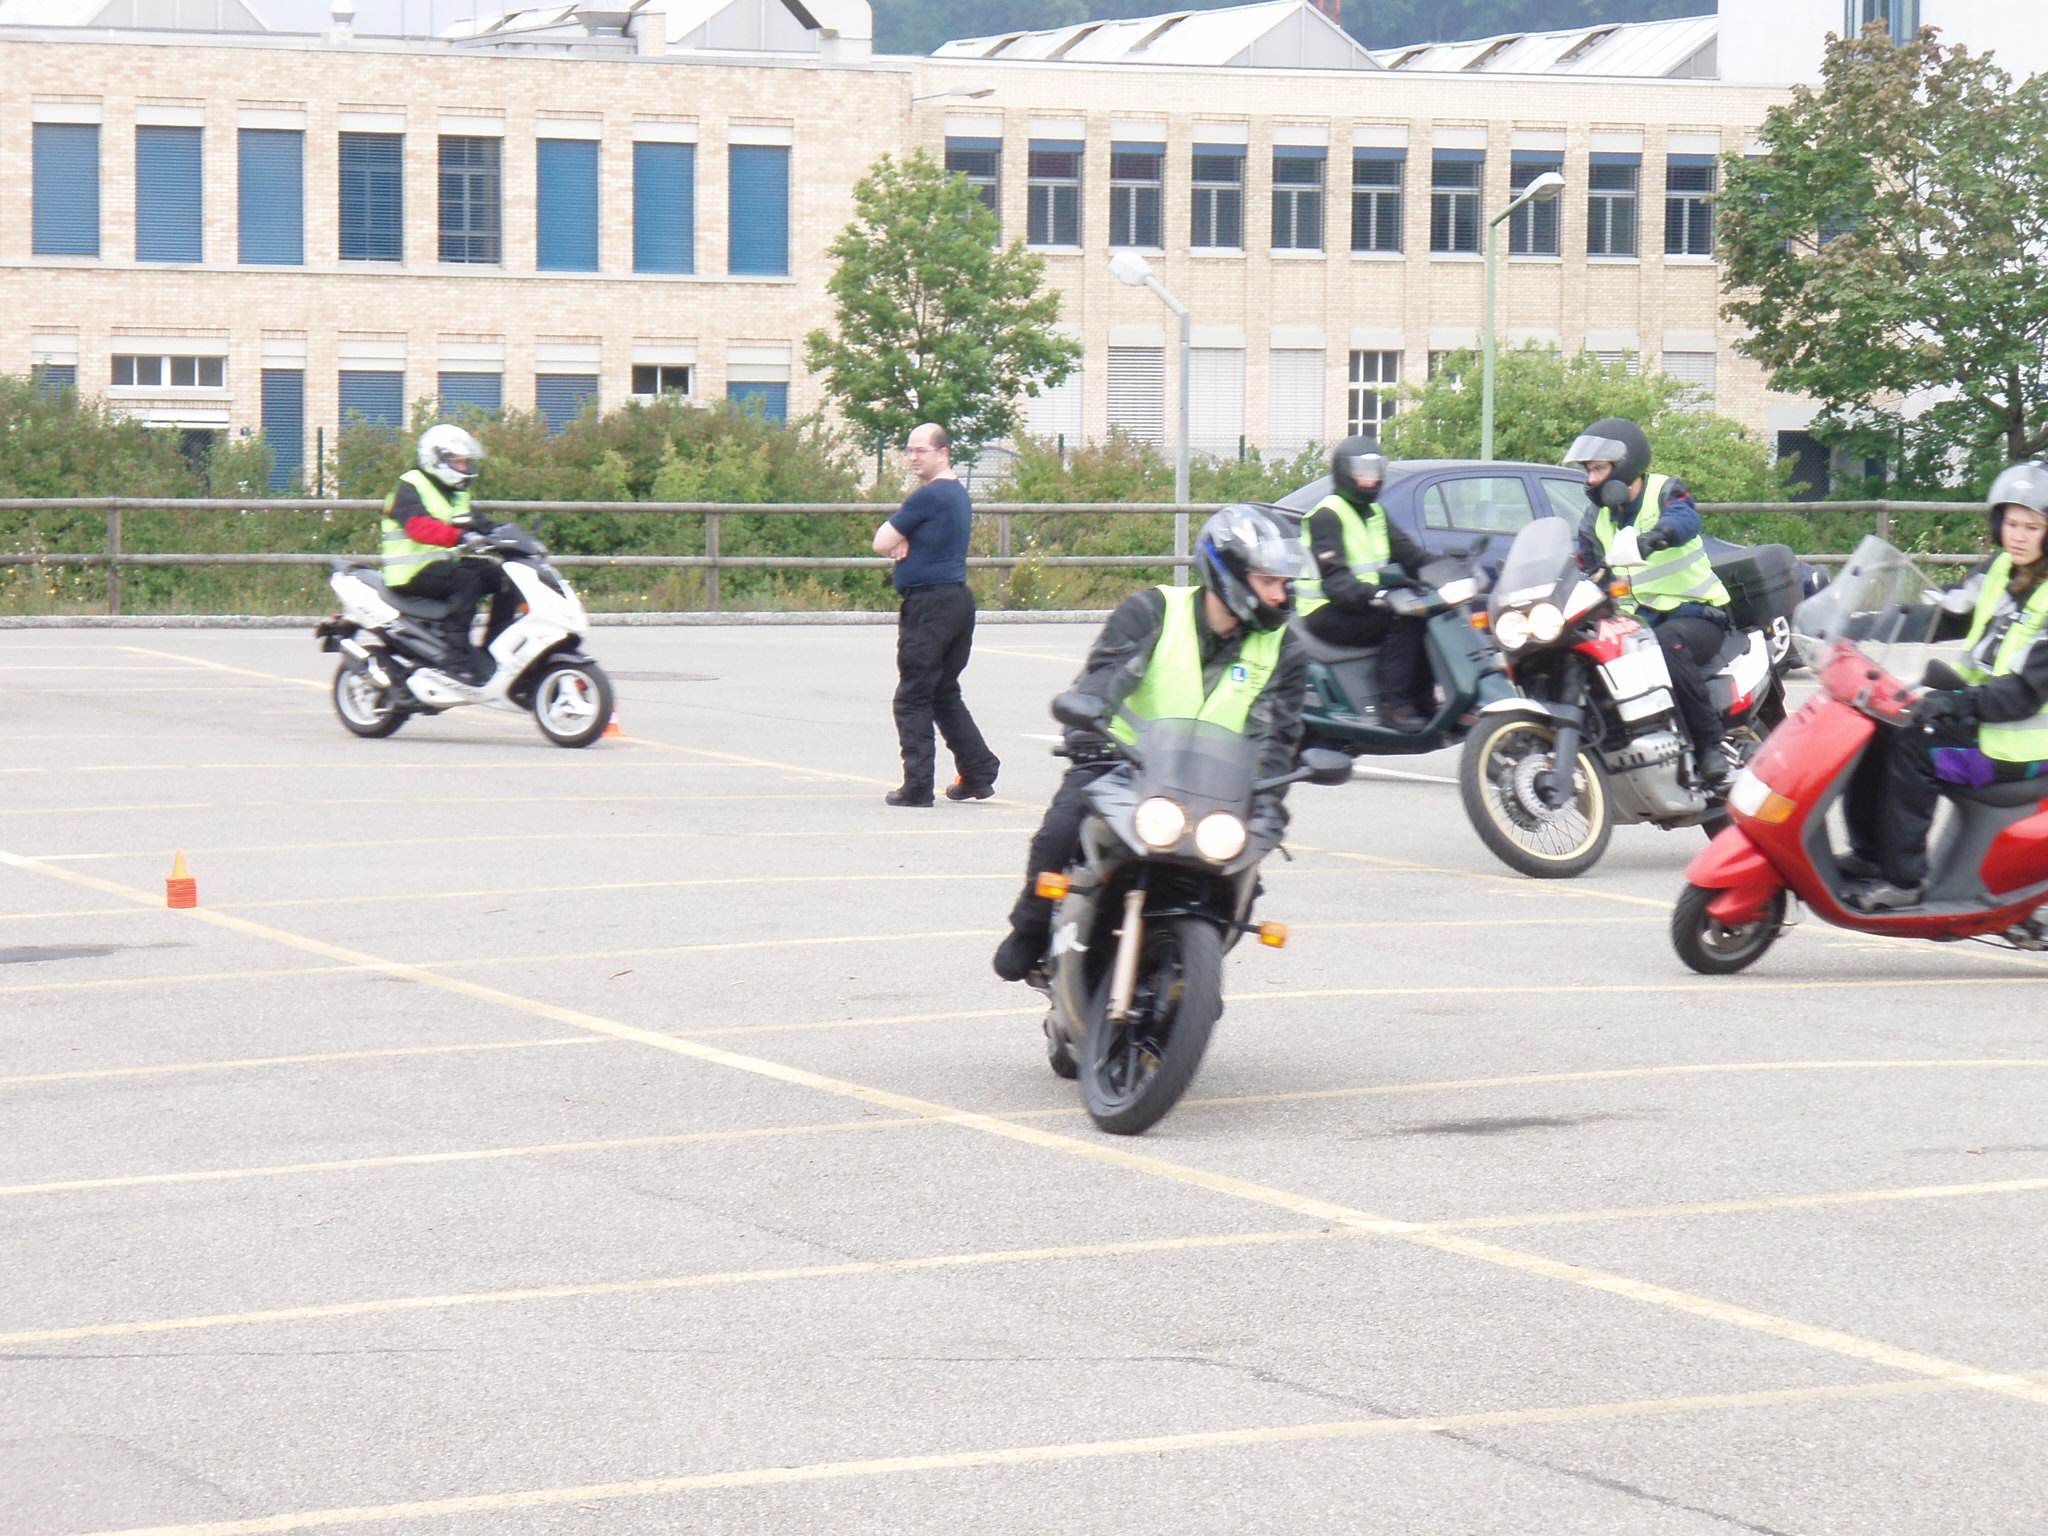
[
  {"left": 1106, "top": 888, "right": 1146, "bottom": 1022},
  {"left": 1536, "top": 669, "right": 1590, "bottom": 810}
]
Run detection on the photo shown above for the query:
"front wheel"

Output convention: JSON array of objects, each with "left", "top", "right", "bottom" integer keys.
[
  {"left": 531, "top": 658, "right": 615, "bottom": 748},
  {"left": 1079, "top": 917, "right": 1223, "bottom": 1136},
  {"left": 333, "top": 660, "right": 406, "bottom": 738},
  {"left": 1459, "top": 710, "right": 1612, "bottom": 879},
  {"left": 1671, "top": 882, "right": 1785, "bottom": 975}
]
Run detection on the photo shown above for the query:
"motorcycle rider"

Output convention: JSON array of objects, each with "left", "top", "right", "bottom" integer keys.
[
  {"left": 1844, "top": 462, "right": 2048, "bottom": 911},
  {"left": 1564, "top": 417, "right": 1734, "bottom": 786},
  {"left": 991, "top": 504, "right": 1311, "bottom": 982},
  {"left": 1295, "top": 437, "right": 1435, "bottom": 730},
  {"left": 379, "top": 423, "right": 504, "bottom": 683}
]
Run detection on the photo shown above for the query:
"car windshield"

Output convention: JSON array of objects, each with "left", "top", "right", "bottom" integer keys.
[
  {"left": 1130, "top": 717, "right": 1256, "bottom": 811},
  {"left": 1793, "top": 537, "right": 1943, "bottom": 705},
  {"left": 1491, "top": 515, "right": 1578, "bottom": 607}
]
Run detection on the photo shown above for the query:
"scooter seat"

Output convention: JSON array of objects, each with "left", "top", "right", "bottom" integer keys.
[
  {"left": 1288, "top": 620, "right": 1382, "bottom": 665},
  {"left": 1943, "top": 777, "right": 2048, "bottom": 809},
  {"left": 358, "top": 571, "right": 454, "bottom": 622}
]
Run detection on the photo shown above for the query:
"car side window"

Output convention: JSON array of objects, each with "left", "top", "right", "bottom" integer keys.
[
  {"left": 1539, "top": 478, "right": 1588, "bottom": 521},
  {"left": 1421, "top": 476, "right": 1536, "bottom": 534}
]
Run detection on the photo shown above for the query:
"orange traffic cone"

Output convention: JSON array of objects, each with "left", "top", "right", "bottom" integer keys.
[
  {"left": 602, "top": 710, "right": 623, "bottom": 739},
  {"left": 166, "top": 850, "right": 197, "bottom": 909}
]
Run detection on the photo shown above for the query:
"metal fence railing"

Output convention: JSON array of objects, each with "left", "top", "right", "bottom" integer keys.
[{"left": 0, "top": 497, "right": 1989, "bottom": 615}]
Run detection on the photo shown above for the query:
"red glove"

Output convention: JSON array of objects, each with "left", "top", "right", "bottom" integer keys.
[{"left": 404, "top": 515, "right": 461, "bottom": 548}]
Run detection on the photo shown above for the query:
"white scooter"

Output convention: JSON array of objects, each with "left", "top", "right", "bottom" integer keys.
[{"left": 316, "top": 524, "right": 616, "bottom": 748}]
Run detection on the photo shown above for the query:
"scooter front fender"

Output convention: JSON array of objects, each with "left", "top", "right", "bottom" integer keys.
[{"left": 1684, "top": 825, "right": 1787, "bottom": 925}]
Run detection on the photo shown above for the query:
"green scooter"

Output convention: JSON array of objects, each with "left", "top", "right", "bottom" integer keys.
[{"left": 1295, "top": 554, "right": 1517, "bottom": 758}]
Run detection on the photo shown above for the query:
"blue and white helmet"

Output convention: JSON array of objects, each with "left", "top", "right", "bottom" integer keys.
[{"left": 1195, "top": 503, "right": 1307, "bottom": 632}]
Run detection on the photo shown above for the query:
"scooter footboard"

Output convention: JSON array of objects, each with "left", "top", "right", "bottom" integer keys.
[{"left": 1684, "top": 826, "right": 1787, "bottom": 925}]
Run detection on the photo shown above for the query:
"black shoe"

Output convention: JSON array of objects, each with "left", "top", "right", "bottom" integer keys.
[
  {"left": 1384, "top": 705, "right": 1427, "bottom": 733},
  {"left": 885, "top": 787, "right": 934, "bottom": 808},
  {"left": 946, "top": 776, "right": 997, "bottom": 801},
  {"left": 1838, "top": 853, "right": 1883, "bottom": 882},
  {"left": 1849, "top": 879, "right": 1922, "bottom": 912},
  {"left": 1697, "top": 745, "right": 1734, "bottom": 789},
  {"left": 993, "top": 927, "right": 1048, "bottom": 982}
]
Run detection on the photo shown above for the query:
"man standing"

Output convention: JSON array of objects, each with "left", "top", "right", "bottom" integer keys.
[{"left": 871, "top": 423, "right": 1001, "bottom": 807}]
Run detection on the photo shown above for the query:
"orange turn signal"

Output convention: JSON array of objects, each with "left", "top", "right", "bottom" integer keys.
[
  {"left": 1258, "top": 921, "right": 1289, "bottom": 948},
  {"left": 1607, "top": 580, "right": 1631, "bottom": 599},
  {"left": 1034, "top": 872, "right": 1071, "bottom": 900},
  {"left": 1469, "top": 610, "right": 1491, "bottom": 631},
  {"left": 1748, "top": 789, "right": 1799, "bottom": 824}
]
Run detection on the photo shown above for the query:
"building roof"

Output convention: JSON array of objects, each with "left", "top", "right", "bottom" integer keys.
[
  {"left": 1372, "top": 13, "right": 1716, "bottom": 79},
  {"left": 933, "top": 0, "right": 1378, "bottom": 71},
  {"left": 0, "top": 0, "right": 264, "bottom": 27}
]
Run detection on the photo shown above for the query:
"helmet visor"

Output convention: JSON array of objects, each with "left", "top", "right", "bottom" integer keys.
[
  {"left": 1563, "top": 433, "right": 1632, "bottom": 468},
  {"left": 1336, "top": 451, "right": 1387, "bottom": 484},
  {"left": 1245, "top": 527, "right": 1308, "bottom": 580}
]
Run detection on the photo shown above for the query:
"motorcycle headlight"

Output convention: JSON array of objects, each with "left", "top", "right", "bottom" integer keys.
[
  {"left": 1526, "top": 602, "right": 1565, "bottom": 643},
  {"left": 1436, "top": 577, "right": 1478, "bottom": 606},
  {"left": 1133, "top": 796, "right": 1188, "bottom": 850},
  {"left": 1495, "top": 609, "right": 1532, "bottom": 650},
  {"left": 1193, "top": 811, "right": 1247, "bottom": 862}
]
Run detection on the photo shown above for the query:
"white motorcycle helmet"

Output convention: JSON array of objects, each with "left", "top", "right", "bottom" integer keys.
[{"left": 418, "top": 422, "right": 484, "bottom": 492}]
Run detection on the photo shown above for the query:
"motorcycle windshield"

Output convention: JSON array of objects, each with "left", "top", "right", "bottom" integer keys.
[
  {"left": 1131, "top": 717, "right": 1257, "bottom": 812},
  {"left": 1793, "top": 536, "right": 1939, "bottom": 700},
  {"left": 1491, "top": 515, "right": 1578, "bottom": 610}
]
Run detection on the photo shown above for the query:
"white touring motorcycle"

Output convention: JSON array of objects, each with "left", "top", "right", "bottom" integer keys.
[{"left": 315, "top": 523, "right": 616, "bottom": 748}]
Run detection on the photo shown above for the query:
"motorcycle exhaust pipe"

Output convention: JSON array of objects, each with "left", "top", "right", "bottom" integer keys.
[
  {"left": 1107, "top": 889, "right": 1146, "bottom": 1022},
  {"left": 339, "top": 638, "right": 393, "bottom": 689}
]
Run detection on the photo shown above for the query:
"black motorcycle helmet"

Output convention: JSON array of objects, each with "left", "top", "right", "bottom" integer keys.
[
  {"left": 1195, "top": 503, "right": 1308, "bottom": 633},
  {"left": 1330, "top": 436, "right": 1389, "bottom": 508},
  {"left": 1986, "top": 460, "right": 2048, "bottom": 545},
  {"left": 1563, "top": 418, "right": 1652, "bottom": 509}
]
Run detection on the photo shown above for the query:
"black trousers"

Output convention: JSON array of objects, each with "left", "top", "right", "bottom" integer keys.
[
  {"left": 1007, "top": 764, "right": 1106, "bottom": 933},
  {"left": 1843, "top": 718, "right": 2046, "bottom": 886},
  {"left": 1304, "top": 607, "right": 1433, "bottom": 710},
  {"left": 1645, "top": 612, "right": 1726, "bottom": 754},
  {"left": 894, "top": 582, "right": 999, "bottom": 792},
  {"left": 397, "top": 558, "right": 511, "bottom": 642}
]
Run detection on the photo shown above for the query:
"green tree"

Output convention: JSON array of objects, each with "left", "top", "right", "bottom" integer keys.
[
  {"left": 1718, "top": 25, "right": 2048, "bottom": 488},
  {"left": 1381, "top": 347, "right": 1778, "bottom": 502},
  {"left": 805, "top": 149, "right": 1081, "bottom": 452}
]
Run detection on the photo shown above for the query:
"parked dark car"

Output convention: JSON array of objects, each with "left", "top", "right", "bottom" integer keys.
[{"left": 1277, "top": 460, "right": 1822, "bottom": 596}]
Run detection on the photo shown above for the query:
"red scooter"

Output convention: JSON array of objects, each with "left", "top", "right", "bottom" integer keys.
[{"left": 1673, "top": 538, "right": 2048, "bottom": 973}]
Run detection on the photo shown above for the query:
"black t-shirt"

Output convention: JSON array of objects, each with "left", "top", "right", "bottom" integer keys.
[{"left": 888, "top": 479, "right": 972, "bottom": 592}]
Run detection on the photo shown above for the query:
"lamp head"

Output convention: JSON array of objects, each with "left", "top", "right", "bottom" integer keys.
[
  {"left": 1109, "top": 251, "right": 1155, "bottom": 287},
  {"left": 1527, "top": 170, "right": 1565, "bottom": 202}
]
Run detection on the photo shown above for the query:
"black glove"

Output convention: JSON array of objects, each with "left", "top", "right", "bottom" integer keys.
[
  {"left": 1910, "top": 688, "right": 1975, "bottom": 726},
  {"left": 1065, "top": 733, "right": 1121, "bottom": 767},
  {"left": 1637, "top": 524, "right": 1676, "bottom": 554},
  {"left": 454, "top": 508, "right": 495, "bottom": 533}
]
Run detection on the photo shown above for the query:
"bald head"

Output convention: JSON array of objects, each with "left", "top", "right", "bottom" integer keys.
[{"left": 906, "top": 423, "right": 955, "bottom": 485}]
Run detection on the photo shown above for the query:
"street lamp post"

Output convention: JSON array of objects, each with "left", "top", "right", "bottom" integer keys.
[
  {"left": 1110, "top": 250, "right": 1192, "bottom": 584},
  {"left": 1481, "top": 170, "right": 1565, "bottom": 463},
  {"left": 908, "top": 87, "right": 995, "bottom": 104}
]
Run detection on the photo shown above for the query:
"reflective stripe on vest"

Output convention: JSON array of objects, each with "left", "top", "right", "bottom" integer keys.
[
  {"left": 1294, "top": 494, "right": 1393, "bottom": 617},
  {"left": 1957, "top": 553, "right": 2048, "bottom": 762},
  {"left": 379, "top": 469, "right": 472, "bottom": 587},
  {"left": 1108, "top": 585, "right": 1286, "bottom": 746},
  {"left": 1594, "top": 473, "right": 1730, "bottom": 613}
]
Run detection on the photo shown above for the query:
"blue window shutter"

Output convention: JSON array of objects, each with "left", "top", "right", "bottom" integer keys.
[
  {"left": 136, "top": 125, "right": 203, "bottom": 263},
  {"left": 728, "top": 381, "right": 788, "bottom": 421},
  {"left": 728, "top": 144, "right": 789, "bottom": 276},
  {"left": 438, "top": 371, "right": 504, "bottom": 411},
  {"left": 261, "top": 369, "right": 305, "bottom": 490},
  {"left": 536, "top": 138, "right": 599, "bottom": 272},
  {"left": 239, "top": 129, "right": 304, "bottom": 265},
  {"left": 338, "top": 132, "right": 404, "bottom": 261},
  {"left": 633, "top": 141, "right": 695, "bottom": 274},
  {"left": 536, "top": 374, "right": 598, "bottom": 433},
  {"left": 339, "top": 370, "right": 404, "bottom": 434},
  {"left": 33, "top": 122, "right": 100, "bottom": 256}
]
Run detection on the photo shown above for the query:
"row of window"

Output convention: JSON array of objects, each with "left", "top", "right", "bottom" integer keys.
[
  {"left": 947, "top": 140, "right": 1720, "bottom": 259},
  {"left": 1023, "top": 346, "right": 1718, "bottom": 453},
  {"left": 28, "top": 124, "right": 790, "bottom": 276}
]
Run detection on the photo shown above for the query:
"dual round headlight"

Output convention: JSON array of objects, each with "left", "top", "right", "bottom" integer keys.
[
  {"left": 1134, "top": 797, "right": 1248, "bottom": 862},
  {"left": 1493, "top": 602, "right": 1564, "bottom": 649},
  {"left": 1194, "top": 811, "right": 1247, "bottom": 862},
  {"left": 1495, "top": 609, "right": 1531, "bottom": 649}
]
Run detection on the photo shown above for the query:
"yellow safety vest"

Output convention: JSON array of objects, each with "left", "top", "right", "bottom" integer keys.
[
  {"left": 1294, "top": 494, "right": 1393, "bottom": 617},
  {"left": 1594, "top": 473, "right": 1729, "bottom": 614},
  {"left": 1956, "top": 553, "right": 2048, "bottom": 763},
  {"left": 1109, "top": 585, "right": 1286, "bottom": 745},
  {"left": 379, "top": 469, "right": 472, "bottom": 587}
]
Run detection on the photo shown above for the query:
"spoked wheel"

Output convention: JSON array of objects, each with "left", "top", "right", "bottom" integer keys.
[
  {"left": 1672, "top": 882, "right": 1786, "bottom": 975},
  {"left": 1459, "top": 710, "right": 1612, "bottom": 879},
  {"left": 532, "top": 659, "right": 615, "bottom": 748},
  {"left": 332, "top": 660, "right": 406, "bottom": 738},
  {"left": 1079, "top": 917, "right": 1223, "bottom": 1136}
]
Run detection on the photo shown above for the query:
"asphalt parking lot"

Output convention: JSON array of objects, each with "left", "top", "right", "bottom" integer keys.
[{"left": 4, "top": 622, "right": 2047, "bottom": 1536}]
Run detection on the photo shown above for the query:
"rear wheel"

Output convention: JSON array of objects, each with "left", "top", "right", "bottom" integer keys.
[
  {"left": 532, "top": 659, "right": 615, "bottom": 748},
  {"left": 1079, "top": 917, "right": 1223, "bottom": 1136},
  {"left": 1672, "top": 882, "right": 1785, "bottom": 975},
  {"left": 333, "top": 660, "right": 406, "bottom": 739},
  {"left": 1460, "top": 710, "right": 1612, "bottom": 879}
]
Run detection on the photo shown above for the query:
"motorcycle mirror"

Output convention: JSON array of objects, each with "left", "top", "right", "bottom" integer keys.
[
  {"left": 1050, "top": 691, "right": 1109, "bottom": 730},
  {"left": 1301, "top": 748, "right": 1353, "bottom": 787}
]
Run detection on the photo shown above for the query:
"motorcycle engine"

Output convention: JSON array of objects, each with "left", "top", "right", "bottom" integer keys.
[{"left": 1602, "top": 730, "right": 1705, "bottom": 821}]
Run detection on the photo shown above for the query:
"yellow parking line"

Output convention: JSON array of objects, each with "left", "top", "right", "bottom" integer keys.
[
  {"left": 120, "top": 645, "right": 326, "bottom": 690},
  {"left": 0, "top": 792, "right": 879, "bottom": 818},
  {"left": 8, "top": 846, "right": 2045, "bottom": 1412},
  {"left": 1292, "top": 842, "right": 1678, "bottom": 910},
  {"left": 59, "top": 1374, "right": 2032, "bottom": 1535},
  {"left": 0, "top": 760, "right": 755, "bottom": 775},
  {"left": 0, "top": 907, "right": 139, "bottom": 922},
  {"left": 0, "top": 1036, "right": 611, "bottom": 1086},
  {"left": 28, "top": 824, "right": 1028, "bottom": 861},
  {"left": 213, "top": 872, "right": 1018, "bottom": 911}
]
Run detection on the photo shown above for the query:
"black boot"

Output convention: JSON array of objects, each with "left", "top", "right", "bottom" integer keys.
[{"left": 993, "top": 896, "right": 1052, "bottom": 982}]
